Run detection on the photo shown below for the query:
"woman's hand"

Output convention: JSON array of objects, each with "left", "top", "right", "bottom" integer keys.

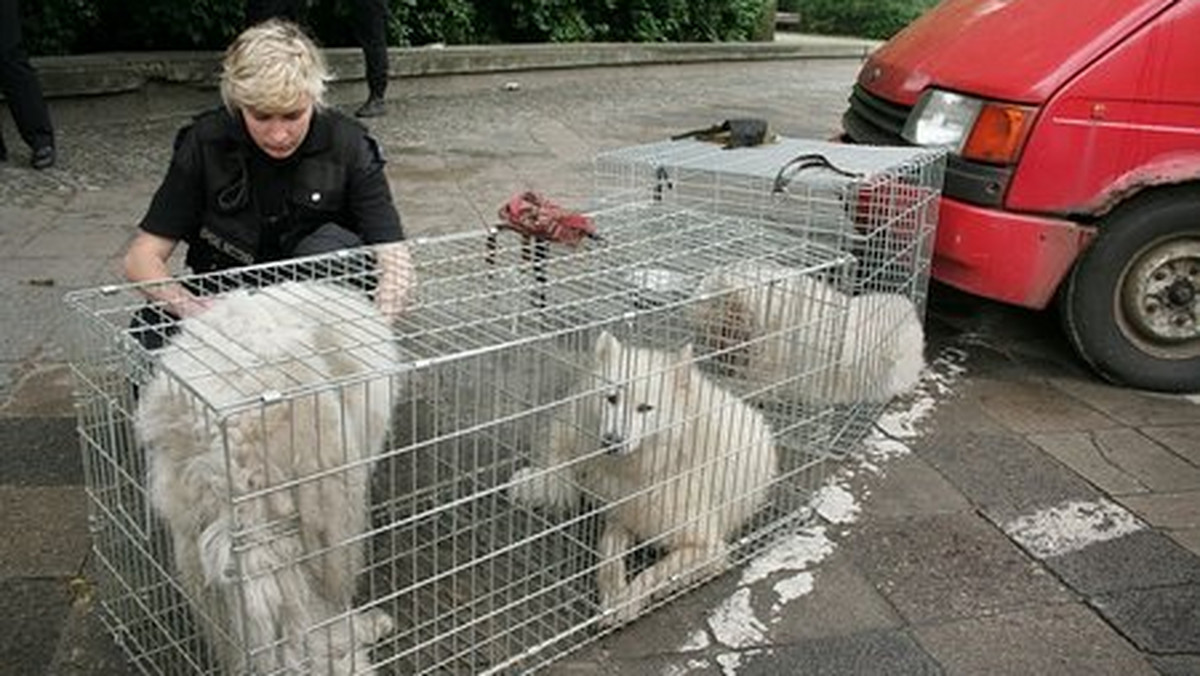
[{"left": 374, "top": 241, "right": 416, "bottom": 323}]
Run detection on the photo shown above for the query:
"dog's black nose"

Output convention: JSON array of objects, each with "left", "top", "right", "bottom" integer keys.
[{"left": 601, "top": 432, "right": 624, "bottom": 454}]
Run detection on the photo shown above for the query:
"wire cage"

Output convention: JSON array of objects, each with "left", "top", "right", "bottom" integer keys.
[
  {"left": 66, "top": 139, "right": 944, "bottom": 676},
  {"left": 593, "top": 137, "right": 946, "bottom": 446}
]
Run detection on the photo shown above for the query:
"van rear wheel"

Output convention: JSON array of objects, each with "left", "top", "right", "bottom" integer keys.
[{"left": 1060, "top": 188, "right": 1200, "bottom": 392}]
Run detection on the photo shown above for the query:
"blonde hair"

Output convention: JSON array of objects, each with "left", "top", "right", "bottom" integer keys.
[{"left": 220, "top": 19, "right": 330, "bottom": 114}]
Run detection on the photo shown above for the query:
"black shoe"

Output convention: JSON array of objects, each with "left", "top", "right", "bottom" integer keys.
[
  {"left": 355, "top": 97, "right": 386, "bottom": 118},
  {"left": 31, "top": 146, "right": 55, "bottom": 170}
]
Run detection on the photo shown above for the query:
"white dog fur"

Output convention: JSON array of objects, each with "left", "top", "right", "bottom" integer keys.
[
  {"left": 135, "top": 281, "right": 400, "bottom": 675},
  {"left": 691, "top": 260, "right": 925, "bottom": 405},
  {"left": 510, "top": 331, "right": 778, "bottom": 625}
]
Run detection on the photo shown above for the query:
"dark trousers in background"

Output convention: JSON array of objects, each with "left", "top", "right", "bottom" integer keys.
[
  {"left": 0, "top": 0, "right": 54, "bottom": 157},
  {"left": 244, "top": 0, "right": 303, "bottom": 25},
  {"left": 354, "top": 0, "right": 390, "bottom": 100}
]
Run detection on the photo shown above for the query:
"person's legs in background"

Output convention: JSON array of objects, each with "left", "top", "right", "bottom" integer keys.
[
  {"left": 0, "top": 0, "right": 55, "bottom": 169},
  {"left": 244, "top": 0, "right": 304, "bottom": 25},
  {"left": 353, "top": 0, "right": 390, "bottom": 118}
]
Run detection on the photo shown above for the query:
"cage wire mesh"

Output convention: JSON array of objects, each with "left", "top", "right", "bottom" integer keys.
[
  {"left": 66, "top": 137, "right": 943, "bottom": 675},
  {"left": 593, "top": 137, "right": 945, "bottom": 448}
]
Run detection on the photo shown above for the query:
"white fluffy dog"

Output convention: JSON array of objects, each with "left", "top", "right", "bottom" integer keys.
[
  {"left": 511, "top": 331, "right": 778, "bottom": 625},
  {"left": 691, "top": 261, "right": 925, "bottom": 405},
  {"left": 135, "top": 281, "right": 400, "bottom": 675}
]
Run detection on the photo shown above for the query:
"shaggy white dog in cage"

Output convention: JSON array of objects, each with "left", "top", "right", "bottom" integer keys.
[
  {"left": 691, "top": 260, "right": 925, "bottom": 405},
  {"left": 135, "top": 281, "right": 400, "bottom": 675},
  {"left": 511, "top": 330, "right": 778, "bottom": 626}
]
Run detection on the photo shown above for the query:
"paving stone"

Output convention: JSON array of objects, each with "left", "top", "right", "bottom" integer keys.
[
  {"left": 1117, "top": 492, "right": 1200, "bottom": 530},
  {"left": 1092, "top": 428, "right": 1200, "bottom": 492},
  {"left": 576, "top": 568, "right": 750, "bottom": 661},
  {"left": 1027, "top": 431, "right": 1149, "bottom": 496},
  {"left": 545, "top": 648, "right": 723, "bottom": 675},
  {"left": 1171, "top": 528, "right": 1200, "bottom": 558},
  {"left": 843, "top": 512, "right": 1070, "bottom": 625},
  {"left": 916, "top": 432, "right": 1103, "bottom": 525},
  {"left": 1142, "top": 424, "right": 1200, "bottom": 466},
  {"left": 0, "top": 416, "right": 83, "bottom": 486},
  {"left": 902, "top": 389, "right": 1009, "bottom": 443},
  {"left": 1050, "top": 378, "right": 1200, "bottom": 427},
  {"left": 850, "top": 453, "right": 973, "bottom": 519},
  {"left": 967, "top": 377, "right": 1117, "bottom": 434},
  {"left": 0, "top": 485, "right": 90, "bottom": 578},
  {"left": 764, "top": 552, "right": 904, "bottom": 644},
  {"left": 1043, "top": 529, "right": 1200, "bottom": 596},
  {"left": 913, "top": 602, "right": 1157, "bottom": 676},
  {"left": 1149, "top": 654, "right": 1200, "bottom": 676},
  {"left": 0, "top": 363, "right": 76, "bottom": 417},
  {"left": 576, "top": 548, "right": 901, "bottom": 665},
  {"left": 0, "top": 577, "right": 74, "bottom": 676},
  {"left": 736, "top": 630, "right": 941, "bottom": 676},
  {"left": 47, "top": 595, "right": 150, "bottom": 676},
  {"left": 1092, "top": 583, "right": 1200, "bottom": 654}
]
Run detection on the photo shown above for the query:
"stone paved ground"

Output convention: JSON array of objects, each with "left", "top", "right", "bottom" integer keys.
[{"left": 2, "top": 52, "right": 1198, "bottom": 676}]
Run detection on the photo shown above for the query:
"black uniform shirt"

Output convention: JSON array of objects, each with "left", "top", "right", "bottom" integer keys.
[{"left": 139, "top": 106, "right": 403, "bottom": 271}]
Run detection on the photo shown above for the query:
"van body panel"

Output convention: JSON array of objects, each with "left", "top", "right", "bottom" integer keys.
[
  {"left": 1006, "top": 1, "right": 1200, "bottom": 214},
  {"left": 931, "top": 197, "right": 1094, "bottom": 309},
  {"left": 860, "top": 0, "right": 1174, "bottom": 106}
]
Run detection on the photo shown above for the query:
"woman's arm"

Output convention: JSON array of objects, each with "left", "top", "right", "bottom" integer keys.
[
  {"left": 373, "top": 240, "right": 415, "bottom": 322},
  {"left": 123, "top": 231, "right": 212, "bottom": 318},
  {"left": 346, "top": 132, "right": 413, "bottom": 320}
]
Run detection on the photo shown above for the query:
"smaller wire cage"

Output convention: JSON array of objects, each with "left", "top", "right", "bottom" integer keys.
[{"left": 592, "top": 137, "right": 947, "bottom": 446}]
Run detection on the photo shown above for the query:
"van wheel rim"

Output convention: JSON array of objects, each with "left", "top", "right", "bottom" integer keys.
[{"left": 1120, "top": 237, "right": 1200, "bottom": 346}]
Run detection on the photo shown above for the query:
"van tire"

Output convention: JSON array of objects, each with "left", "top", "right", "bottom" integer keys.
[{"left": 1060, "top": 187, "right": 1200, "bottom": 392}]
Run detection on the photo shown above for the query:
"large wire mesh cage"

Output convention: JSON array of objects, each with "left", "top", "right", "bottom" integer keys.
[{"left": 66, "top": 137, "right": 944, "bottom": 675}]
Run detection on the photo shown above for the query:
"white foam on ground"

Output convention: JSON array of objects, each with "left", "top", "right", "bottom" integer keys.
[
  {"left": 707, "top": 588, "right": 767, "bottom": 649},
  {"left": 740, "top": 528, "right": 835, "bottom": 586},
  {"left": 771, "top": 572, "right": 815, "bottom": 611},
  {"left": 670, "top": 346, "right": 966, "bottom": 674},
  {"left": 814, "top": 484, "right": 861, "bottom": 524},
  {"left": 1003, "top": 499, "right": 1146, "bottom": 559},
  {"left": 678, "top": 629, "right": 711, "bottom": 652}
]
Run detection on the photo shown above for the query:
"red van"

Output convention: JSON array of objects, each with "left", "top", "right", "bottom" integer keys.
[{"left": 841, "top": 0, "right": 1200, "bottom": 392}]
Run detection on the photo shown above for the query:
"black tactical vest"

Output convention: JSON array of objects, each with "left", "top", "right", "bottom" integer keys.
[{"left": 181, "top": 109, "right": 369, "bottom": 274}]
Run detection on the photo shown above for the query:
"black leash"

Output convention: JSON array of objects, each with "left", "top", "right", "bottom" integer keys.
[{"left": 772, "top": 153, "right": 863, "bottom": 192}]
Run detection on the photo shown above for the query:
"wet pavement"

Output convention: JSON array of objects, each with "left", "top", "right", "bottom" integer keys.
[{"left": 1, "top": 40, "right": 1198, "bottom": 676}]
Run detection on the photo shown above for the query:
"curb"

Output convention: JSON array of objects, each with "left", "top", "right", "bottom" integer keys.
[{"left": 30, "top": 37, "right": 879, "bottom": 100}]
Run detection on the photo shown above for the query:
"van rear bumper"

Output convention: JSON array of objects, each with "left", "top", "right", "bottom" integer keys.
[{"left": 931, "top": 197, "right": 1096, "bottom": 309}]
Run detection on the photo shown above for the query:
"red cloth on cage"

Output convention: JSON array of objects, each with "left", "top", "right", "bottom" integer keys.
[{"left": 497, "top": 191, "right": 597, "bottom": 245}]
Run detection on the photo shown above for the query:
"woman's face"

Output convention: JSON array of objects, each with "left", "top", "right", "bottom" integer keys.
[{"left": 241, "top": 97, "right": 314, "bottom": 160}]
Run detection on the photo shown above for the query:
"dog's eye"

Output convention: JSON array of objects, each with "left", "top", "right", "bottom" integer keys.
[
  {"left": 636, "top": 403, "right": 653, "bottom": 413},
  {"left": 606, "top": 393, "right": 618, "bottom": 405}
]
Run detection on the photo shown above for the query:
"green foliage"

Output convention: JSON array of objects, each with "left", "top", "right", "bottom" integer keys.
[
  {"left": 20, "top": 0, "right": 777, "bottom": 55},
  {"left": 798, "top": 0, "right": 938, "bottom": 40},
  {"left": 19, "top": 0, "right": 100, "bottom": 55},
  {"left": 83, "top": 0, "right": 242, "bottom": 51},
  {"left": 390, "top": 0, "right": 479, "bottom": 46}
]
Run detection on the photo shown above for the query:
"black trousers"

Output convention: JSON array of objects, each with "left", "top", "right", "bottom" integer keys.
[
  {"left": 244, "top": 0, "right": 303, "bottom": 24},
  {"left": 0, "top": 0, "right": 54, "bottom": 156},
  {"left": 354, "top": 0, "right": 390, "bottom": 99}
]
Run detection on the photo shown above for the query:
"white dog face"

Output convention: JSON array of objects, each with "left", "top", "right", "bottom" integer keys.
[{"left": 593, "top": 331, "right": 693, "bottom": 456}]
